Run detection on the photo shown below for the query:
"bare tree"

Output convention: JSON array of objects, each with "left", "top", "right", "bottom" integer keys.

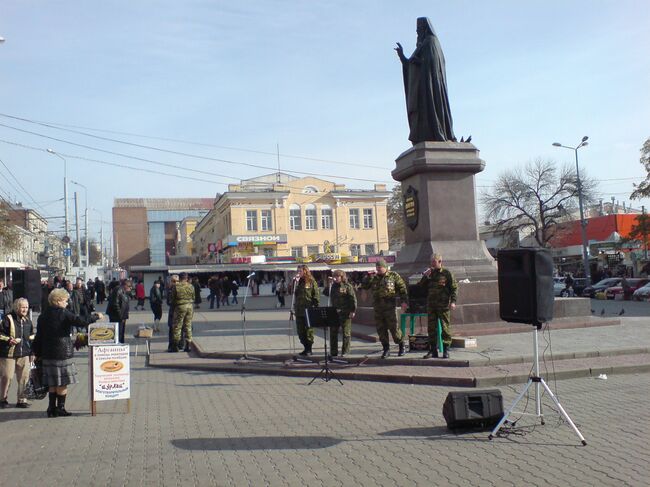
[
  {"left": 387, "top": 185, "right": 405, "bottom": 249},
  {"left": 631, "top": 137, "right": 650, "bottom": 200},
  {"left": 0, "top": 204, "right": 20, "bottom": 254},
  {"left": 481, "top": 159, "right": 598, "bottom": 248}
]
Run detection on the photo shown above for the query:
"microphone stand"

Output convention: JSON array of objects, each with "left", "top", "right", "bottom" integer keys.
[{"left": 236, "top": 273, "right": 262, "bottom": 363}]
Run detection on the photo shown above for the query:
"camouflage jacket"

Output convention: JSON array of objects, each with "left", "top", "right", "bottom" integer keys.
[
  {"left": 172, "top": 281, "right": 195, "bottom": 307},
  {"left": 294, "top": 278, "right": 319, "bottom": 312},
  {"left": 417, "top": 267, "right": 457, "bottom": 310},
  {"left": 361, "top": 271, "right": 408, "bottom": 306},
  {"left": 324, "top": 282, "right": 357, "bottom": 315}
]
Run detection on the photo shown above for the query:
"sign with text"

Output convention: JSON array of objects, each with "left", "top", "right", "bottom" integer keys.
[{"left": 92, "top": 345, "right": 130, "bottom": 402}]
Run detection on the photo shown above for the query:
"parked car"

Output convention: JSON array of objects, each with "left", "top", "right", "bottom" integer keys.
[
  {"left": 554, "top": 277, "right": 588, "bottom": 297},
  {"left": 581, "top": 278, "right": 623, "bottom": 298},
  {"left": 632, "top": 282, "right": 650, "bottom": 301},
  {"left": 605, "top": 278, "right": 650, "bottom": 300}
]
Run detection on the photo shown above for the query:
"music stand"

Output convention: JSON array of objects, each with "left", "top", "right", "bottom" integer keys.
[{"left": 306, "top": 307, "right": 343, "bottom": 385}]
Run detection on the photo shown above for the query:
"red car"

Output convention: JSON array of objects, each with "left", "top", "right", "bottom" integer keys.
[{"left": 605, "top": 278, "right": 650, "bottom": 300}]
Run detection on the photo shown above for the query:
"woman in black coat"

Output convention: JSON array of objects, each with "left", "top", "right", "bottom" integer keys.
[{"left": 34, "top": 288, "right": 104, "bottom": 417}]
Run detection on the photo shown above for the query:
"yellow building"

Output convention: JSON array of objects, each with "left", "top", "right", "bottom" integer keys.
[{"left": 192, "top": 173, "right": 390, "bottom": 263}]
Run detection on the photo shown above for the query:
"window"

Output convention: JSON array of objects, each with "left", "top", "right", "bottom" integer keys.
[
  {"left": 363, "top": 208, "right": 374, "bottom": 229},
  {"left": 289, "top": 204, "right": 302, "bottom": 230},
  {"left": 246, "top": 210, "right": 257, "bottom": 231},
  {"left": 349, "top": 208, "right": 360, "bottom": 229},
  {"left": 305, "top": 204, "right": 317, "bottom": 230},
  {"left": 321, "top": 206, "right": 333, "bottom": 229},
  {"left": 365, "top": 244, "right": 375, "bottom": 255},
  {"left": 261, "top": 210, "right": 272, "bottom": 231},
  {"left": 307, "top": 245, "right": 319, "bottom": 256},
  {"left": 350, "top": 244, "right": 361, "bottom": 257},
  {"left": 262, "top": 248, "right": 275, "bottom": 258},
  {"left": 291, "top": 246, "right": 303, "bottom": 258}
]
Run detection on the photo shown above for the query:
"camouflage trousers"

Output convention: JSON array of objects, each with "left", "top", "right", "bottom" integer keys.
[
  {"left": 374, "top": 304, "right": 403, "bottom": 345},
  {"left": 427, "top": 309, "right": 451, "bottom": 348},
  {"left": 330, "top": 316, "right": 352, "bottom": 355},
  {"left": 295, "top": 314, "right": 314, "bottom": 347},
  {"left": 173, "top": 303, "right": 194, "bottom": 343}
]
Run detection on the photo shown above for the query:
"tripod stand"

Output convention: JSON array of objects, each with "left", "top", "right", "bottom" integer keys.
[
  {"left": 488, "top": 324, "right": 587, "bottom": 445},
  {"left": 236, "top": 272, "right": 262, "bottom": 363},
  {"left": 307, "top": 307, "right": 343, "bottom": 385}
]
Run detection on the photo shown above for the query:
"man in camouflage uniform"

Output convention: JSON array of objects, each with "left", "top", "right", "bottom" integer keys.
[
  {"left": 171, "top": 272, "right": 195, "bottom": 353},
  {"left": 324, "top": 269, "right": 357, "bottom": 357},
  {"left": 292, "top": 265, "right": 320, "bottom": 356},
  {"left": 361, "top": 259, "right": 408, "bottom": 358},
  {"left": 418, "top": 253, "right": 457, "bottom": 359}
]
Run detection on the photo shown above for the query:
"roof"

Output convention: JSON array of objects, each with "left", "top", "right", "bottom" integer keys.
[
  {"left": 113, "top": 198, "right": 215, "bottom": 210},
  {"left": 549, "top": 214, "right": 643, "bottom": 247}
]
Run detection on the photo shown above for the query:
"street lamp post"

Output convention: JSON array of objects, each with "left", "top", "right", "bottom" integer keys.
[
  {"left": 71, "top": 180, "right": 89, "bottom": 267},
  {"left": 47, "top": 148, "right": 71, "bottom": 274},
  {"left": 89, "top": 208, "right": 104, "bottom": 267},
  {"left": 553, "top": 136, "right": 591, "bottom": 286}
]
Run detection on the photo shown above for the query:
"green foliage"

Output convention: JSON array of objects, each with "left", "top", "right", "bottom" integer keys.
[
  {"left": 387, "top": 185, "right": 405, "bottom": 249},
  {"left": 631, "top": 137, "right": 650, "bottom": 200}
]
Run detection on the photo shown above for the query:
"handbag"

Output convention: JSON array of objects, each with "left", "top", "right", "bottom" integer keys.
[{"left": 25, "top": 361, "right": 48, "bottom": 400}]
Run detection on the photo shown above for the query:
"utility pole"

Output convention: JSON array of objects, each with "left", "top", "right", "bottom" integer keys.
[{"left": 74, "top": 192, "right": 81, "bottom": 268}]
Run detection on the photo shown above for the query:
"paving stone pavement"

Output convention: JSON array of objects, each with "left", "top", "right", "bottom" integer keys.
[{"left": 1, "top": 347, "right": 649, "bottom": 487}]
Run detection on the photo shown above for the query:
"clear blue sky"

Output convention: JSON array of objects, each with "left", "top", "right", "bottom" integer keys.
[{"left": 1, "top": 0, "right": 649, "bottom": 245}]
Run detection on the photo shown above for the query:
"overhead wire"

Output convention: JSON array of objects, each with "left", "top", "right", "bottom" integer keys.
[
  {"left": 0, "top": 156, "right": 53, "bottom": 218},
  {"left": 0, "top": 121, "right": 394, "bottom": 184}
]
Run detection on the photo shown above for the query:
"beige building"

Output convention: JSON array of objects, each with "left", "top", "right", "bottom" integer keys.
[{"left": 192, "top": 173, "right": 390, "bottom": 263}]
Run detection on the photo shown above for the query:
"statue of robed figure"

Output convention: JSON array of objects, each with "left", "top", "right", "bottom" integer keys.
[{"left": 396, "top": 17, "right": 456, "bottom": 144}]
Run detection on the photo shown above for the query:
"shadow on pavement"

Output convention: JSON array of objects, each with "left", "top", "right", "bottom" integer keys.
[
  {"left": 172, "top": 435, "right": 342, "bottom": 451},
  {"left": 379, "top": 426, "right": 450, "bottom": 437}
]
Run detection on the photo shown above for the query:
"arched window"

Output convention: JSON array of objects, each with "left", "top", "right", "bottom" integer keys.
[
  {"left": 305, "top": 204, "right": 317, "bottom": 230},
  {"left": 289, "top": 204, "right": 302, "bottom": 230},
  {"left": 302, "top": 186, "right": 318, "bottom": 194}
]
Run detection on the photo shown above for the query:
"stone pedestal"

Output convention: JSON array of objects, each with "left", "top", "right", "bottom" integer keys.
[{"left": 391, "top": 141, "right": 497, "bottom": 281}]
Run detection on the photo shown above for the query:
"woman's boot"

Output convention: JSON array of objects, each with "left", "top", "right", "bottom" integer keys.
[
  {"left": 47, "top": 392, "right": 58, "bottom": 418},
  {"left": 56, "top": 394, "right": 72, "bottom": 416}
]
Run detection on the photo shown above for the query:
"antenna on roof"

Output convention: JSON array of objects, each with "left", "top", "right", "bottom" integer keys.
[{"left": 276, "top": 143, "right": 281, "bottom": 183}]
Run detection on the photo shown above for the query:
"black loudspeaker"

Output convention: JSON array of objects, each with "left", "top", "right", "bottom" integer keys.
[
  {"left": 498, "top": 248, "right": 554, "bottom": 326},
  {"left": 442, "top": 390, "right": 503, "bottom": 430},
  {"left": 407, "top": 284, "right": 427, "bottom": 314},
  {"left": 12, "top": 269, "right": 42, "bottom": 311}
]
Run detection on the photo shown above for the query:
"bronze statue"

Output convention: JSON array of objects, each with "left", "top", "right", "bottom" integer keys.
[{"left": 396, "top": 18, "right": 456, "bottom": 144}]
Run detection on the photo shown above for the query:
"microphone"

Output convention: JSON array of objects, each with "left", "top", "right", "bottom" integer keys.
[{"left": 246, "top": 272, "right": 256, "bottom": 279}]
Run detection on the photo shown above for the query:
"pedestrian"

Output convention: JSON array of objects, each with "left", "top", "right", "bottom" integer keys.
[
  {"left": 221, "top": 277, "right": 230, "bottom": 306},
  {"left": 360, "top": 259, "right": 408, "bottom": 359},
  {"left": 33, "top": 288, "right": 104, "bottom": 417},
  {"left": 418, "top": 253, "right": 457, "bottom": 359},
  {"left": 166, "top": 275, "right": 180, "bottom": 352},
  {"left": 171, "top": 273, "right": 194, "bottom": 353},
  {"left": 276, "top": 278, "right": 287, "bottom": 308},
  {"left": 0, "top": 278, "right": 14, "bottom": 319},
  {"left": 208, "top": 275, "right": 219, "bottom": 309},
  {"left": 192, "top": 277, "right": 202, "bottom": 309},
  {"left": 0, "top": 298, "right": 34, "bottom": 408},
  {"left": 323, "top": 270, "right": 357, "bottom": 357},
  {"left": 41, "top": 278, "right": 55, "bottom": 311},
  {"left": 149, "top": 280, "right": 163, "bottom": 332},
  {"left": 292, "top": 265, "right": 320, "bottom": 356},
  {"left": 230, "top": 279, "right": 239, "bottom": 305},
  {"left": 135, "top": 280, "right": 146, "bottom": 310},
  {"left": 95, "top": 277, "right": 106, "bottom": 305},
  {"left": 106, "top": 279, "right": 131, "bottom": 344}
]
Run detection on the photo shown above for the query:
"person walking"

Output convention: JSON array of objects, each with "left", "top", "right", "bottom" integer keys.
[
  {"left": 230, "top": 279, "right": 239, "bottom": 305},
  {"left": 149, "top": 280, "right": 163, "bottom": 332},
  {"left": 166, "top": 275, "right": 180, "bottom": 352},
  {"left": 0, "top": 298, "right": 34, "bottom": 408},
  {"left": 33, "top": 289, "right": 104, "bottom": 417},
  {"left": 208, "top": 275, "right": 219, "bottom": 309},
  {"left": 324, "top": 270, "right": 357, "bottom": 357},
  {"left": 418, "top": 253, "right": 457, "bottom": 359},
  {"left": 171, "top": 273, "right": 195, "bottom": 353},
  {"left": 276, "top": 278, "right": 287, "bottom": 308},
  {"left": 192, "top": 277, "right": 202, "bottom": 309},
  {"left": 95, "top": 277, "right": 106, "bottom": 305},
  {"left": 220, "top": 277, "right": 230, "bottom": 306},
  {"left": 135, "top": 280, "right": 146, "bottom": 310},
  {"left": 0, "top": 278, "right": 14, "bottom": 319},
  {"left": 292, "top": 265, "right": 320, "bottom": 356},
  {"left": 360, "top": 259, "right": 408, "bottom": 359},
  {"left": 106, "top": 280, "right": 131, "bottom": 344}
]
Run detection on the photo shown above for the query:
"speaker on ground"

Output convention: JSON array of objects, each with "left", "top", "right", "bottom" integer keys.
[{"left": 442, "top": 390, "right": 504, "bottom": 430}]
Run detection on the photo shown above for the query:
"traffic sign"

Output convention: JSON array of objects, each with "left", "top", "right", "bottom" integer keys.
[{"left": 63, "top": 248, "right": 72, "bottom": 257}]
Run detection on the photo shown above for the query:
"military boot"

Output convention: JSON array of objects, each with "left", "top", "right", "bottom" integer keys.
[
  {"left": 398, "top": 341, "right": 405, "bottom": 357},
  {"left": 442, "top": 344, "right": 450, "bottom": 359},
  {"left": 306, "top": 343, "right": 313, "bottom": 356},
  {"left": 299, "top": 344, "right": 309, "bottom": 356},
  {"left": 381, "top": 343, "right": 390, "bottom": 359},
  {"left": 422, "top": 344, "right": 439, "bottom": 359}
]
